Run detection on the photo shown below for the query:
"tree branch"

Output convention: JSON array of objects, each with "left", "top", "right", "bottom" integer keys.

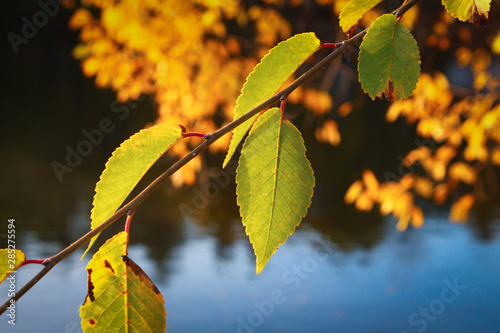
[{"left": 0, "top": 0, "right": 420, "bottom": 315}]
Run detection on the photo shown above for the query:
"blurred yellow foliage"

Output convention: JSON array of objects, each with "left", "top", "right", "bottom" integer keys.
[
  {"left": 345, "top": 171, "right": 424, "bottom": 230},
  {"left": 70, "top": 0, "right": 500, "bottom": 232},
  {"left": 450, "top": 194, "right": 475, "bottom": 222},
  {"left": 349, "top": 64, "right": 500, "bottom": 229},
  {"left": 493, "top": 31, "right": 500, "bottom": 54},
  {"left": 315, "top": 119, "right": 341, "bottom": 146},
  {"left": 71, "top": 0, "right": 340, "bottom": 187},
  {"left": 303, "top": 88, "right": 333, "bottom": 115}
]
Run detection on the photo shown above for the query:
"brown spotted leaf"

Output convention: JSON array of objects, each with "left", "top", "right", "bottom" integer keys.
[
  {"left": 442, "top": 0, "right": 491, "bottom": 27},
  {"left": 80, "top": 231, "right": 166, "bottom": 332}
]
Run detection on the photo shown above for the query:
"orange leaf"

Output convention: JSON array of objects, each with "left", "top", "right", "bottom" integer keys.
[
  {"left": 362, "top": 170, "right": 379, "bottom": 194},
  {"left": 414, "top": 177, "right": 434, "bottom": 199},
  {"left": 345, "top": 180, "right": 364, "bottom": 204},
  {"left": 448, "top": 162, "right": 477, "bottom": 185},
  {"left": 315, "top": 120, "right": 340, "bottom": 146},
  {"left": 411, "top": 207, "right": 424, "bottom": 228},
  {"left": 450, "top": 194, "right": 474, "bottom": 222}
]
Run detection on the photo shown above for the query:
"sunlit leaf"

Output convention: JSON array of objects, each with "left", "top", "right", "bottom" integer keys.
[
  {"left": 223, "top": 33, "right": 320, "bottom": 168},
  {"left": 0, "top": 249, "right": 25, "bottom": 284},
  {"left": 442, "top": 0, "right": 491, "bottom": 26},
  {"left": 236, "top": 108, "right": 315, "bottom": 274},
  {"left": 358, "top": 14, "right": 421, "bottom": 100},
  {"left": 82, "top": 124, "right": 184, "bottom": 259},
  {"left": 80, "top": 231, "right": 166, "bottom": 332},
  {"left": 339, "top": 0, "right": 382, "bottom": 34}
]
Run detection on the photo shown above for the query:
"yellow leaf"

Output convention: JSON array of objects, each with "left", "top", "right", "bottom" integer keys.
[
  {"left": 464, "top": 127, "right": 488, "bottom": 162},
  {"left": 399, "top": 6, "right": 419, "bottom": 30},
  {"left": 80, "top": 232, "right": 166, "bottom": 332},
  {"left": 355, "top": 192, "right": 374, "bottom": 211},
  {"left": 414, "top": 177, "right": 434, "bottom": 199},
  {"left": 345, "top": 180, "right": 364, "bottom": 204},
  {"left": 379, "top": 185, "right": 399, "bottom": 215},
  {"left": 435, "top": 145, "right": 456, "bottom": 165},
  {"left": 473, "top": 71, "right": 489, "bottom": 91},
  {"left": 442, "top": 0, "right": 491, "bottom": 26},
  {"left": 434, "top": 183, "right": 449, "bottom": 204},
  {"left": 403, "top": 147, "right": 431, "bottom": 167},
  {"left": 411, "top": 207, "right": 424, "bottom": 228},
  {"left": 393, "top": 192, "right": 413, "bottom": 218},
  {"left": 448, "top": 162, "right": 477, "bottom": 185},
  {"left": 447, "top": 130, "right": 462, "bottom": 146},
  {"left": 396, "top": 213, "right": 411, "bottom": 231},
  {"left": 450, "top": 193, "right": 475, "bottom": 222},
  {"left": 303, "top": 88, "right": 333, "bottom": 115},
  {"left": 386, "top": 100, "right": 412, "bottom": 122},
  {"left": 423, "top": 158, "right": 446, "bottom": 181},
  {"left": 69, "top": 8, "right": 93, "bottom": 30},
  {"left": 362, "top": 169, "right": 379, "bottom": 194},
  {"left": 338, "top": 102, "right": 353, "bottom": 117},
  {"left": 491, "top": 147, "right": 500, "bottom": 165},
  {"left": 417, "top": 117, "right": 441, "bottom": 138},
  {"left": 315, "top": 119, "right": 341, "bottom": 145},
  {"left": 0, "top": 249, "right": 25, "bottom": 284},
  {"left": 455, "top": 47, "right": 472, "bottom": 67},
  {"left": 492, "top": 32, "right": 500, "bottom": 54}
]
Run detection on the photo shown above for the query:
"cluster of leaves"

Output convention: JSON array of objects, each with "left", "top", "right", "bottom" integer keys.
[
  {"left": 73, "top": 3, "right": 428, "bottom": 329},
  {"left": 345, "top": 4, "right": 498, "bottom": 229}
]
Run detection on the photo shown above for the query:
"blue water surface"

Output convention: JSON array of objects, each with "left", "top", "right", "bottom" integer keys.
[{"left": 1, "top": 213, "right": 499, "bottom": 333}]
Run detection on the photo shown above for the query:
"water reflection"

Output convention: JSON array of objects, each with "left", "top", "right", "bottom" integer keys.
[{"left": 1, "top": 205, "right": 499, "bottom": 332}]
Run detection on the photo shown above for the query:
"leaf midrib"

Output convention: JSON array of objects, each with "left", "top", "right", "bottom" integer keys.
[{"left": 263, "top": 116, "right": 282, "bottom": 256}]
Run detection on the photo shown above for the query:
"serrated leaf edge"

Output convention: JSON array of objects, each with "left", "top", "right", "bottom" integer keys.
[{"left": 235, "top": 108, "right": 315, "bottom": 274}]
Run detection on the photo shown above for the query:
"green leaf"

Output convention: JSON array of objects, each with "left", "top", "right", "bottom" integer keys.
[
  {"left": 82, "top": 123, "right": 184, "bottom": 259},
  {"left": 222, "top": 33, "right": 320, "bottom": 168},
  {"left": 358, "top": 14, "right": 421, "bottom": 101},
  {"left": 80, "top": 231, "right": 166, "bottom": 332},
  {"left": 339, "top": 0, "right": 383, "bottom": 33},
  {"left": 236, "top": 108, "right": 315, "bottom": 274},
  {"left": 0, "top": 249, "right": 25, "bottom": 284},
  {"left": 442, "top": 0, "right": 490, "bottom": 26}
]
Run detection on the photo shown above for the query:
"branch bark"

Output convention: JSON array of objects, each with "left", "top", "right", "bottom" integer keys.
[{"left": 0, "top": 0, "right": 420, "bottom": 315}]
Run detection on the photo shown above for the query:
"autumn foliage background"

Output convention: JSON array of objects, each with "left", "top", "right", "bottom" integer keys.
[
  {"left": 66, "top": 0, "right": 500, "bottom": 230},
  {"left": 1, "top": 0, "right": 500, "bottom": 331}
]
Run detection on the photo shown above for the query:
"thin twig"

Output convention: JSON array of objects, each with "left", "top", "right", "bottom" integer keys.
[{"left": 0, "top": 0, "right": 421, "bottom": 315}]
